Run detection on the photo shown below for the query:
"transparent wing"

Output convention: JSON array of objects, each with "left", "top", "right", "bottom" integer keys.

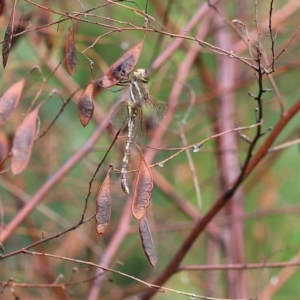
[
  {"left": 110, "top": 101, "right": 129, "bottom": 133},
  {"left": 133, "top": 109, "right": 147, "bottom": 143},
  {"left": 111, "top": 97, "right": 167, "bottom": 144},
  {"left": 130, "top": 97, "right": 168, "bottom": 144},
  {"left": 144, "top": 96, "right": 168, "bottom": 123}
]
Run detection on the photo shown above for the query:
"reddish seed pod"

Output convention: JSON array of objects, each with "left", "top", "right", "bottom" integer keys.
[
  {"left": 11, "top": 106, "right": 40, "bottom": 174},
  {"left": 139, "top": 216, "right": 157, "bottom": 267},
  {"left": 65, "top": 26, "right": 76, "bottom": 75},
  {"left": 0, "top": 78, "right": 25, "bottom": 125},
  {"left": 77, "top": 82, "right": 94, "bottom": 127},
  {"left": 132, "top": 156, "right": 153, "bottom": 220},
  {"left": 101, "top": 41, "right": 144, "bottom": 88},
  {"left": 95, "top": 169, "right": 112, "bottom": 235}
]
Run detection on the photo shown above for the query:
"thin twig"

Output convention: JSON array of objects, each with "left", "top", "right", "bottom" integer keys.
[
  {"left": 268, "top": 0, "right": 275, "bottom": 71},
  {"left": 139, "top": 80, "right": 300, "bottom": 300},
  {"left": 21, "top": 250, "right": 249, "bottom": 300}
]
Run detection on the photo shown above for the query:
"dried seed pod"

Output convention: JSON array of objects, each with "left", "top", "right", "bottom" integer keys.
[
  {"left": 0, "top": 78, "right": 25, "bottom": 125},
  {"left": 95, "top": 169, "right": 112, "bottom": 235},
  {"left": 2, "top": 2, "right": 15, "bottom": 68},
  {"left": 139, "top": 215, "right": 157, "bottom": 267},
  {"left": 101, "top": 41, "right": 144, "bottom": 88},
  {"left": 132, "top": 156, "right": 153, "bottom": 220},
  {"left": 77, "top": 82, "right": 94, "bottom": 127},
  {"left": 65, "top": 26, "right": 76, "bottom": 75},
  {"left": 11, "top": 106, "right": 40, "bottom": 174}
]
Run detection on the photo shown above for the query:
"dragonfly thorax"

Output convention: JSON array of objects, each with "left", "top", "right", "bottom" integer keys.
[
  {"left": 126, "top": 100, "right": 139, "bottom": 119},
  {"left": 130, "top": 79, "right": 149, "bottom": 106}
]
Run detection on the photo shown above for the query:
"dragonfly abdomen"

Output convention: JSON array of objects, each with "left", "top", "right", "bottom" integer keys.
[{"left": 120, "top": 104, "right": 138, "bottom": 195}]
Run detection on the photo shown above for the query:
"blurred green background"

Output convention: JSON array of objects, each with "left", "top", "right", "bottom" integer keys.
[{"left": 1, "top": 0, "right": 300, "bottom": 299}]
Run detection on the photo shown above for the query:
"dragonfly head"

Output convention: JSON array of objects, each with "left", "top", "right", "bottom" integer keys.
[{"left": 133, "top": 69, "right": 149, "bottom": 83}]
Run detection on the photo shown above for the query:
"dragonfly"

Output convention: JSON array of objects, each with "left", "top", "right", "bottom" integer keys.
[{"left": 111, "top": 69, "right": 168, "bottom": 195}]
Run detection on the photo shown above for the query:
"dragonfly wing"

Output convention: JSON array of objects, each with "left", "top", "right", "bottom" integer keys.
[
  {"left": 133, "top": 109, "right": 147, "bottom": 143},
  {"left": 145, "top": 97, "right": 168, "bottom": 123},
  {"left": 110, "top": 101, "right": 129, "bottom": 133}
]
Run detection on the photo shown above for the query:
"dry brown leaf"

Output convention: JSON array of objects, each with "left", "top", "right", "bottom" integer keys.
[
  {"left": 36, "top": 7, "right": 54, "bottom": 50},
  {"left": 11, "top": 106, "right": 39, "bottom": 174},
  {"left": 77, "top": 82, "right": 94, "bottom": 127},
  {"left": 0, "top": 0, "right": 6, "bottom": 17},
  {"left": 0, "top": 78, "right": 25, "bottom": 125},
  {"left": 2, "top": 2, "right": 15, "bottom": 68},
  {"left": 139, "top": 216, "right": 157, "bottom": 267},
  {"left": 95, "top": 169, "right": 112, "bottom": 235},
  {"left": 65, "top": 26, "right": 76, "bottom": 75},
  {"left": 132, "top": 156, "right": 153, "bottom": 220},
  {"left": 101, "top": 41, "right": 144, "bottom": 88}
]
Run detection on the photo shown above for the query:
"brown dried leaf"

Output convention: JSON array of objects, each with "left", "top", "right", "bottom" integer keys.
[
  {"left": 11, "top": 106, "right": 39, "bottom": 174},
  {"left": 0, "top": 0, "right": 6, "bottom": 17},
  {"left": 0, "top": 78, "right": 25, "bottom": 125},
  {"left": 132, "top": 156, "right": 153, "bottom": 220},
  {"left": 2, "top": 2, "right": 15, "bottom": 68},
  {"left": 0, "top": 131, "right": 9, "bottom": 166},
  {"left": 65, "top": 26, "right": 76, "bottom": 75},
  {"left": 77, "top": 82, "right": 94, "bottom": 127},
  {"left": 101, "top": 41, "right": 144, "bottom": 88},
  {"left": 95, "top": 170, "right": 112, "bottom": 235},
  {"left": 139, "top": 216, "right": 157, "bottom": 267}
]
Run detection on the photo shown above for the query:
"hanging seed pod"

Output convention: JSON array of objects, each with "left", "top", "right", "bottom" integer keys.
[
  {"left": 132, "top": 156, "right": 153, "bottom": 220},
  {"left": 139, "top": 215, "right": 157, "bottom": 267},
  {"left": 0, "top": 78, "right": 25, "bottom": 125},
  {"left": 11, "top": 106, "right": 40, "bottom": 174},
  {"left": 101, "top": 41, "right": 144, "bottom": 88},
  {"left": 95, "top": 168, "right": 112, "bottom": 235},
  {"left": 65, "top": 26, "right": 76, "bottom": 75},
  {"left": 77, "top": 82, "right": 94, "bottom": 127},
  {"left": 2, "top": 2, "right": 15, "bottom": 68}
]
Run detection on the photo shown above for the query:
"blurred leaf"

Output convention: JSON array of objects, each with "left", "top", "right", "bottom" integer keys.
[
  {"left": 132, "top": 155, "right": 153, "bottom": 220},
  {"left": 101, "top": 40, "right": 144, "bottom": 88},
  {"left": 36, "top": 7, "right": 54, "bottom": 50},
  {"left": 11, "top": 106, "right": 39, "bottom": 174},
  {"left": 95, "top": 169, "right": 112, "bottom": 235},
  {"left": 0, "top": 0, "right": 6, "bottom": 17},
  {"left": 0, "top": 131, "right": 9, "bottom": 166},
  {"left": 0, "top": 78, "right": 25, "bottom": 125},
  {"left": 77, "top": 82, "right": 94, "bottom": 127},
  {"left": 139, "top": 215, "right": 157, "bottom": 267}
]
